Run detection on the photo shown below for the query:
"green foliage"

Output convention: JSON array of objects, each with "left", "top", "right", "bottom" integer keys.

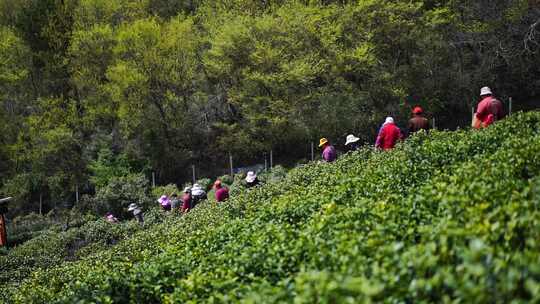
[
  {"left": 151, "top": 184, "right": 180, "bottom": 199},
  {"left": 2, "top": 0, "right": 539, "bottom": 219},
  {"left": 88, "top": 148, "right": 134, "bottom": 188},
  {"left": 195, "top": 178, "right": 212, "bottom": 192},
  {"left": 6, "top": 112, "right": 540, "bottom": 303},
  {"left": 79, "top": 173, "right": 152, "bottom": 217},
  {"left": 6, "top": 212, "right": 61, "bottom": 246}
]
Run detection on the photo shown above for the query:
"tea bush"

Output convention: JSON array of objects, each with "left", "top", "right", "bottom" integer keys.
[
  {"left": 151, "top": 184, "right": 180, "bottom": 200},
  {"left": 4, "top": 112, "right": 540, "bottom": 303},
  {"left": 79, "top": 173, "right": 153, "bottom": 218}
]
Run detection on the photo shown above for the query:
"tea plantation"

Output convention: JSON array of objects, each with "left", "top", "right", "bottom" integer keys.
[{"left": 4, "top": 112, "right": 540, "bottom": 303}]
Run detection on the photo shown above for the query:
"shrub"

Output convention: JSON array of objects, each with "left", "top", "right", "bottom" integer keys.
[
  {"left": 195, "top": 178, "right": 212, "bottom": 192},
  {"left": 6, "top": 112, "right": 540, "bottom": 303},
  {"left": 79, "top": 173, "right": 152, "bottom": 218},
  {"left": 151, "top": 184, "right": 180, "bottom": 200}
]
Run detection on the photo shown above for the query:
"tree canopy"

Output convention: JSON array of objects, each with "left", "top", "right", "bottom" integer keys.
[{"left": 0, "top": 0, "right": 539, "bottom": 216}]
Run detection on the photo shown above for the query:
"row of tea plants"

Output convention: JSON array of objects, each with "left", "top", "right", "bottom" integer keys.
[{"left": 4, "top": 112, "right": 540, "bottom": 302}]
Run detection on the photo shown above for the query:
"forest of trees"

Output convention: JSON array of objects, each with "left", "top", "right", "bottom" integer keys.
[{"left": 0, "top": 0, "right": 539, "bottom": 217}]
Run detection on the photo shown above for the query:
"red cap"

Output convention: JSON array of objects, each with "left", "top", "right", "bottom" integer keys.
[{"left": 413, "top": 106, "right": 423, "bottom": 114}]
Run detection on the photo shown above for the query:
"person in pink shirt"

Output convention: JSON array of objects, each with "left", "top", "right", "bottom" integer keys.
[
  {"left": 214, "top": 180, "right": 229, "bottom": 203},
  {"left": 474, "top": 86, "right": 505, "bottom": 129}
]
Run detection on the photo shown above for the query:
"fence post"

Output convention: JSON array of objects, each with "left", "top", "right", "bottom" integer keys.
[
  {"left": 432, "top": 117, "right": 436, "bottom": 130},
  {"left": 270, "top": 150, "right": 273, "bottom": 169},
  {"left": 509, "top": 97, "right": 513, "bottom": 116},
  {"left": 75, "top": 185, "right": 79, "bottom": 204},
  {"left": 192, "top": 165, "right": 196, "bottom": 184},
  {"left": 310, "top": 142, "right": 314, "bottom": 161},
  {"left": 229, "top": 152, "right": 234, "bottom": 177},
  {"left": 264, "top": 153, "right": 268, "bottom": 172},
  {"left": 152, "top": 172, "right": 156, "bottom": 188},
  {"left": 39, "top": 192, "right": 43, "bottom": 216}
]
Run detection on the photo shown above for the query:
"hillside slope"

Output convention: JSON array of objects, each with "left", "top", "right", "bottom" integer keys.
[{"left": 7, "top": 112, "right": 540, "bottom": 303}]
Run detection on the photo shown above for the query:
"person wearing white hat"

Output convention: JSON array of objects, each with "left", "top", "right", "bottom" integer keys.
[
  {"left": 190, "top": 183, "right": 207, "bottom": 208},
  {"left": 245, "top": 171, "right": 260, "bottom": 188},
  {"left": 375, "top": 116, "right": 403, "bottom": 150},
  {"left": 473, "top": 86, "right": 505, "bottom": 129},
  {"left": 181, "top": 186, "right": 192, "bottom": 213},
  {"left": 345, "top": 134, "right": 360, "bottom": 152},
  {"left": 128, "top": 203, "right": 144, "bottom": 225}
]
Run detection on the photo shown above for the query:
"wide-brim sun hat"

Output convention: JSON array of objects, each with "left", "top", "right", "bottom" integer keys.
[
  {"left": 128, "top": 203, "right": 138, "bottom": 211},
  {"left": 183, "top": 187, "right": 191, "bottom": 193},
  {"left": 480, "top": 86, "right": 492, "bottom": 96},
  {"left": 319, "top": 138, "right": 328, "bottom": 147},
  {"left": 246, "top": 171, "right": 257, "bottom": 183},
  {"left": 345, "top": 134, "right": 360, "bottom": 146},
  {"left": 213, "top": 180, "right": 222, "bottom": 188}
]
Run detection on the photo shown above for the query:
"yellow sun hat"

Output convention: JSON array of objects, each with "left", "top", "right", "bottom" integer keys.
[{"left": 319, "top": 138, "right": 328, "bottom": 147}]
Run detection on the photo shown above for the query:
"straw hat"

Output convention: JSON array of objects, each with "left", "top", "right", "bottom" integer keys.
[
  {"left": 319, "top": 138, "right": 329, "bottom": 147},
  {"left": 345, "top": 134, "right": 360, "bottom": 146},
  {"left": 246, "top": 171, "right": 257, "bottom": 183}
]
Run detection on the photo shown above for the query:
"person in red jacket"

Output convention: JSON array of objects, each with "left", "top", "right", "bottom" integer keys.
[
  {"left": 473, "top": 87, "right": 505, "bottom": 129},
  {"left": 214, "top": 180, "right": 229, "bottom": 203},
  {"left": 375, "top": 117, "right": 403, "bottom": 150}
]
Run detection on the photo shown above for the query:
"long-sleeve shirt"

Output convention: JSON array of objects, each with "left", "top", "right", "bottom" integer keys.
[
  {"left": 375, "top": 123, "right": 403, "bottom": 150},
  {"left": 215, "top": 187, "right": 229, "bottom": 203},
  {"left": 408, "top": 116, "right": 430, "bottom": 134},
  {"left": 181, "top": 193, "right": 192, "bottom": 212},
  {"left": 322, "top": 145, "right": 337, "bottom": 162}
]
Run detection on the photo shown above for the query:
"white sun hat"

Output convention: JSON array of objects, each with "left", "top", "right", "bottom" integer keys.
[
  {"left": 128, "top": 203, "right": 138, "bottom": 211},
  {"left": 384, "top": 117, "right": 394, "bottom": 125},
  {"left": 245, "top": 171, "right": 257, "bottom": 183},
  {"left": 345, "top": 134, "right": 360, "bottom": 146},
  {"left": 480, "top": 86, "right": 492, "bottom": 96}
]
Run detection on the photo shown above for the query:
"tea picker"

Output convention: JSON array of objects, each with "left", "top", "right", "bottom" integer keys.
[{"left": 0, "top": 197, "right": 13, "bottom": 247}]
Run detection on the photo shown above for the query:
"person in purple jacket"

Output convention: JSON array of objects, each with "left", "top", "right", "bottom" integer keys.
[{"left": 319, "top": 138, "right": 337, "bottom": 162}]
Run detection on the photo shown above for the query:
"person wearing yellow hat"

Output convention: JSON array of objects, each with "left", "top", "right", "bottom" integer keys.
[{"left": 319, "top": 138, "right": 336, "bottom": 162}]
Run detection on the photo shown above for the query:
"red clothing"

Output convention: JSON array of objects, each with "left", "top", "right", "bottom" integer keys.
[
  {"left": 476, "top": 96, "right": 504, "bottom": 128},
  {"left": 181, "top": 193, "right": 192, "bottom": 212},
  {"left": 408, "top": 115, "right": 429, "bottom": 134},
  {"left": 215, "top": 187, "right": 229, "bottom": 203},
  {"left": 375, "top": 123, "right": 403, "bottom": 150}
]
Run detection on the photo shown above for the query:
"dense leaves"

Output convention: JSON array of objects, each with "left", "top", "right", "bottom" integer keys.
[
  {"left": 2, "top": 112, "right": 539, "bottom": 302},
  {"left": 1, "top": 0, "right": 539, "bottom": 217}
]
